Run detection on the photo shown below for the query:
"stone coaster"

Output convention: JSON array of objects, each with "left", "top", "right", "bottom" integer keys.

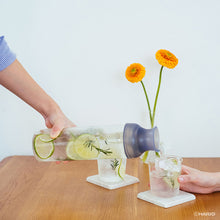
[
  {"left": 137, "top": 190, "right": 196, "bottom": 208},
  {"left": 87, "top": 174, "right": 139, "bottom": 190}
]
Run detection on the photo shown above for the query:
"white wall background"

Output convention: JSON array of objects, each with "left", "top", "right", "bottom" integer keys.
[{"left": 0, "top": 0, "right": 220, "bottom": 160}]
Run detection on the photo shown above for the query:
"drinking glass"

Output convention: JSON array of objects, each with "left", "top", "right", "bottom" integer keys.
[
  {"left": 97, "top": 137, "right": 127, "bottom": 183},
  {"left": 148, "top": 155, "right": 182, "bottom": 197},
  {"left": 98, "top": 158, "right": 127, "bottom": 183}
]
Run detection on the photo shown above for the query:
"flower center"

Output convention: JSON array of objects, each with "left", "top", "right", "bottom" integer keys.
[
  {"left": 131, "top": 68, "right": 137, "bottom": 75},
  {"left": 166, "top": 52, "right": 172, "bottom": 57}
]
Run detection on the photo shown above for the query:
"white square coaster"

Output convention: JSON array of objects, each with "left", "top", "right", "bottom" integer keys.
[
  {"left": 137, "top": 190, "right": 196, "bottom": 208},
  {"left": 87, "top": 174, "right": 139, "bottom": 190}
]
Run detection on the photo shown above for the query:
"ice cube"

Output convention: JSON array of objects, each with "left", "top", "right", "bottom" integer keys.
[{"left": 158, "top": 159, "right": 181, "bottom": 173}]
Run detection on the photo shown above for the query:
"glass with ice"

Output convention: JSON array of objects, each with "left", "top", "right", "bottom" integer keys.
[
  {"left": 98, "top": 159, "right": 127, "bottom": 182},
  {"left": 97, "top": 138, "right": 127, "bottom": 182},
  {"left": 149, "top": 155, "right": 182, "bottom": 197}
]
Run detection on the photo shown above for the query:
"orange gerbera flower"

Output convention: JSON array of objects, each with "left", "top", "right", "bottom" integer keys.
[
  {"left": 155, "top": 49, "right": 178, "bottom": 69},
  {"left": 125, "top": 63, "right": 146, "bottom": 83}
]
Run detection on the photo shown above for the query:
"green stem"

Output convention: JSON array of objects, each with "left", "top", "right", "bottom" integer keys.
[
  {"left": 140, "top": 81, "right": 153, "bottom": 128},
  {"left": 152, "top": 66, "right": 164, "bottom": 127}
]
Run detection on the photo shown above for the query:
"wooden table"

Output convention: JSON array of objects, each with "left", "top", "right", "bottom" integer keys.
[{"left": 0, "top": 156, "right": 219, "bottom": 220}]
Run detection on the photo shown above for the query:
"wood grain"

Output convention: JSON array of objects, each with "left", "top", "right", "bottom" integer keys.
[{"left": 0, "top": 156, "right": 219, "bottom": 220}]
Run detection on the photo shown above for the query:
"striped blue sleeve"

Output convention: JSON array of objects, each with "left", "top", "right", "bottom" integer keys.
[{"left": 0, "top": 36, "right": 16, "bottom": 71}]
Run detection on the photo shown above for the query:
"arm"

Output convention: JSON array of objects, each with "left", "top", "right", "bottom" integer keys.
[
  {"left": 0, "top": 59, "right": 75, "bottom": 138},
  {"left": 178, "top": 165, "right": 220, "bottom": 194}
]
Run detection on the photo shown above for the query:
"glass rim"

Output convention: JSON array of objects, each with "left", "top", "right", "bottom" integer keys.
[{"left": 155, "top": 154, "right": 183, "bottom": 162}]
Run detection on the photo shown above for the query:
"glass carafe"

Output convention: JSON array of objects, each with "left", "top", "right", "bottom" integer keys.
[{"left": 33, "top": 123, "right": 160, "bottom": 161}]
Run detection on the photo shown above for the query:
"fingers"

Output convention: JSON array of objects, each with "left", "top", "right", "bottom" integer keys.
[
  {"left": 178, "top": 174, "right": 194, "bottom": 183},
  {"left": 45, "top": 111, "right": 75, "bottom": 139},
  {"left": 50, "top": 120, "right": 75, "bottom": 138},
  {"left": 179, "top": 183, "right": 194, "bottom": 193},
  {"left": 45, "top": 117, "right": 53, "bottom": 129},
  {"left": 50, "top": 122, "right": 63, "bottom": 139},
  {"left": 181, "top": 165, "right": 191, "bottom": 175},
  {"left": 180, "top": 182, "right": 213, "bottom": 194},
  {"left": 178, "top": 165, "right": 194, "bottom": 183}
]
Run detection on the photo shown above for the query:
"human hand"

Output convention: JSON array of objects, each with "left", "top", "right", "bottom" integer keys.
[
  {"left": 178, "top": 165, "right": 220, "bottom": 194},
  {"left": 44, "top": 109, "right": 76, "bottom": 139},
  {"left": 45, "top": 109, "right": 75, "bottom": 164}
]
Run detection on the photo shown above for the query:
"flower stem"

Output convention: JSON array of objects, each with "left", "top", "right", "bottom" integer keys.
[
  {"left": 152, "top": 66, "right": 164, "bottom": 127},
  {"left": 140, "top": 80, "right": 153, "bottom": 128}
]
